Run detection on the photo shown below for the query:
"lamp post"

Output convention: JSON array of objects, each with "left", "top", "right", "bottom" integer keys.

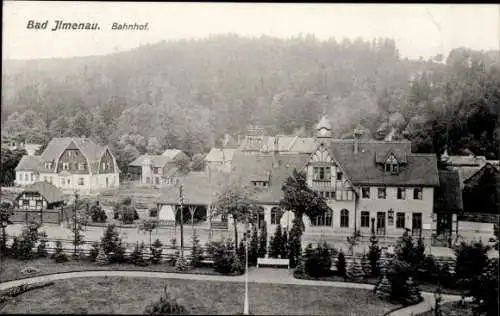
[
  {"left": 179, "top": 184, "right": 184, "bottom": 257},
  {"left": 243, "top": 216, "right": 250, "bottom": 315}
]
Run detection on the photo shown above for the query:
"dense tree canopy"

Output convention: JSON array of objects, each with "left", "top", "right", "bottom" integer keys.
[{"left": 2, "top": 36, "right": 498, "bottom": 165}]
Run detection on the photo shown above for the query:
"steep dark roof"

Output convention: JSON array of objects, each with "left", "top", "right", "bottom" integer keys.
[
  {"left": 329, "top": 141, "right": 439, "bottom": 186},
  {"left": 15, "top": 155, "right": 43, "bottom": 171},
  {"left": 17, "top": 181, "right": 65, "bottom": 204},
  {"left": 434, "top": 170, "right": 463, "bottom": 212}
]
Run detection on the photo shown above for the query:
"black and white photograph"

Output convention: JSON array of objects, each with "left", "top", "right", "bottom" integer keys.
[{"left": 1, "top": 2, "right": 499, "bottom": 315}]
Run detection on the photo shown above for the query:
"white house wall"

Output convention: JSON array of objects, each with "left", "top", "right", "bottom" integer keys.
[
  {"left": 159, "top": 205, "right": 176, "bottom": 221},
  {"left": 15, "top": 171, "right": 39, "bottom": 186}
]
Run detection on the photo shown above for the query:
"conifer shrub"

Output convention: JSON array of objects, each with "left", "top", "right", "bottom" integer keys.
[
  {"left": 361, "top": 253, "right": 372, "bottom": 277},
  {"left": 347, "top": 257, "right": 365, "bottom": 281},
  {"left": 151, "top": 238, "right": 163, "bottom": 264},
  {"left": 249, "top": 226, "right": 259, "bottom": 266},
  {"left": 191, "top": 230, "right": 204, "bottom": 267},
  {"left": 336, "top": 251, "right": 346, "bottom": 277},
  {"left": 368, "top": 233, "right": 381, "bottom": 276},
  {"left": 403, "top": 276, "right": 422, "bottom": 305},
  {"left": 304, "top": 243, "right": 332, "bottom": 278},
  {"left": 144, "top": 286, "right": 190, "bottom": 315},
  {"left": 37, "top": 232, "right": 48, "bottom": 258},
  {"left": 257, "top": 225, "right": 267, "bottom": 258},
  {"left": 374, "top": 275, "right": 392, "bottom": 301},
  {"left": 270, "top": 225, "right": 283, "bottom": 258},
  {"left": 95, "top": 247, "right": 109, "bottom": 265},
  {"left": 51, "top": 241, "right": 68, "bottom": 263},
  {"left": 89, "top": 242, "right": 100, "bottom": 262}
]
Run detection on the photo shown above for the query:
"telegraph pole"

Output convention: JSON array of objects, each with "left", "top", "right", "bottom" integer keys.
[
  {"left": 73, "top": 191, "right": 78, "bottom": 258},
  {"left": 179, "top": 184, "right": 184, "bottom": 257},
  {"left": 243, "top": 214, "right": 250, "bottom": 315}
]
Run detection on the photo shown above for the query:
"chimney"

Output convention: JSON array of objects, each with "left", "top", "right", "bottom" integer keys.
[
  {"left": 273, "top": 136, "right": 279, "bottom": 168},
  {"left": 353, "top": 126, "right": 363, "bottom": 154}
]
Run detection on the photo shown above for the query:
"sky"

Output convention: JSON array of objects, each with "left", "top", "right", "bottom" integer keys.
[{"left": 3, "top": 2, "right": 500, "bottom": 60}]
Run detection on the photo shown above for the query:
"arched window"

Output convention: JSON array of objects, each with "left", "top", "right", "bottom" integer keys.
[
  {"left": 340, "top": 209, "right": 349, "bottom": 228},
  {"left": 311, "top": 209, "right": 333, "bottom": 227},
  {"left": 385, "top": 153, "right": 399, "bottom": 174},
  {"left": 270, "top": 207, "right": 283, "bottom": 225}
]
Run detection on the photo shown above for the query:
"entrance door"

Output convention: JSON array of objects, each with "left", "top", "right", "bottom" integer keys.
[
  {"left": 376, "top": 212, "right": 386, "bottom": 235},
  {"left": 412, "top": 213, "right": 423, "bottom": 236},
  {"left": 436, "top": 213, "right": 452, "bottom": 236}
]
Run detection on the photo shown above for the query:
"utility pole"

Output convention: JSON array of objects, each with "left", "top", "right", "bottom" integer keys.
[
  {"left": 73, "top": 191, "right": 78, "bottom": 258},
  {"left": 179, "top": 184, "right": 184, "bottom": 257},
  {"left": 243, "top": 214, "right": 250, "bottom": 315}
]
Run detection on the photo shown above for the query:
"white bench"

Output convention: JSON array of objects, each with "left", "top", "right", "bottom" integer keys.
[{"left": 257, "top": 257, "right": 289, "bottom": 269}]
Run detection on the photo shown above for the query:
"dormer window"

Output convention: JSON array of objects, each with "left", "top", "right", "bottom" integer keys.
[
  {"left": 252, "top": 181, "right": 269, "bottom": 188},
  {"left": 385, "top": 153, "right": 399, "bottom": 174},
  {"left": 313, "top": 167, "right": 331, "bottom": 182}
]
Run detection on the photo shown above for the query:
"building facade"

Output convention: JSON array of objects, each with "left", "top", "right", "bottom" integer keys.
[
  {"left": 129, "top": 149, "right": 189, "bottom": 186},
  {"left": 15, "top": 137, "right": 120, "bottom": 194},
  {"left": 157, "top": 116, "right": 443, "bottom": 248},
  {"left": 15, "top": 181, "right": 65, "bottom": 210}
]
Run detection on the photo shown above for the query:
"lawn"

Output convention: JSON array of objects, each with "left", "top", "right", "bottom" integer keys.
[
  {"left": 0, "top": 257, "right": 225, "bottom": 283},
  {"left": 1, "top": 277, "right": 400, "bottom": 315},
  {"left": 294, "top": 271, "right": 467, "bottom": 296},
  {"left": 416, "top": 301, "right": 474, "bottom": 316}
]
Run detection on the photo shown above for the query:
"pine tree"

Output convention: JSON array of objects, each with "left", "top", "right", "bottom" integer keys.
[
  {"left": 268, "top": 236, "right": 275, "bottom": 258},
  {"left": 249, "top": 226, "right": 259, "bottom": 266},
  {"left": 175, "top": 254, "right": 189, "bottom": 271},
  {"left": 288, "top": 220, "right": 302, "bottom": 268},
  {"left": 375, "top": 275, "right": 392, "bottom": 301},
  {"left": 281, "top": 229, "right": 288, "bottom": 259},
  {"left": 347, "top": 257, "right": 365, "bottom": 281},
  {"left": 336, "top": 251, "right": 346, "bottom": 277},
  {"left": 271, "top": 225, "right": 283, "bottom": 258},
  {"left": 361, "top": 253, "right": 372, "bottom": 277},
  {"left": 404, "top": 276, "right": 422, "bottom": 305},
  {"left": 191, "top": 230, "right": 204, "bottom": 267},
  {"left": 95, "top": 247, "right": 109, "bottom": 265},
  {"left": 51, "top": 240, "right": 68, "bottom": 263},
  {"left": 368, "top": 233, "right": 381, "bottom": 276},
  {"left": 169, "top": 238, "right": 180, "bottom": 266},
  {"left": 151, "top": 238, "right": 163, "bottom": 264},
  {"left": 257, "top": 225, "right": 267, "bottom": 258}
]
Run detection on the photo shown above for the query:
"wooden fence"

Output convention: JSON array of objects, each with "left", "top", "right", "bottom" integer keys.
[{"left": 11, "top": 209, "right": 62, "bottom": 225}]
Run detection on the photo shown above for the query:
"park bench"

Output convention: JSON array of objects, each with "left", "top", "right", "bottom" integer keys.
[{"left": 257, "top": 257, "right": 289, "bottom": 269}]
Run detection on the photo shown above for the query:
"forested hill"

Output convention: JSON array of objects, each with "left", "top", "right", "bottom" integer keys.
[{"left": 2, "top": 35, "right": 499, "bottom": 168}]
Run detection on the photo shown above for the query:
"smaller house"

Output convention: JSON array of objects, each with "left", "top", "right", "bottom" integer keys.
[
  {"left": 205, "top": 148, "right": 237, "bottom": 173},
  {"left": 15, "top": 155, "right": 43, "bottom": 186},
  {"left": 15, "top": 181, "right": 65, "bottom": 210},
  {"left": 129, "top": 149, "right": 190, "bottom": 186}
]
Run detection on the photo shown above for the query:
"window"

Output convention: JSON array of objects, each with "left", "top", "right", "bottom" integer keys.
[
  {"left": 25, "top": 174, "right": 28, "bottom": 181},
  {"left": 377, "top": 188, "right": 386, "bottom": 199},
  {"left": 311, "top": 209, "right": 332, "bottom": 226},
  {"left": 385, "top": 153, "right": 399, "bottom": 174},
  {"left": 30, "top": 174, "right": 34, "bottom": 181},
  {"left": 325, "top": 191, "right": 330, "bottom": 199},
  {"left": 413, "top": 188, "right": 423, "bottom": 200},
  {"left": 397, "top": 188, "right": 406, "bottom": 200},
  {"left": 36, "top": 200, "right": 43, "bottom": 208},
  {"left": 271, "top": 208, "right": 283, "bottom": 225},
  {"left": 340, "top": 209, "right": 349, "bottom": 228},
  {"left": 336, "top": 171, "right": 343, "bottom": 181},
  {"left": 396, "top": 212, "right": 405, "bottom": 229},
  {"left": 361, "top": 211, "right": 370, "bottom": 228},
  {"left": 313, "top": 166, "right": 331, "bottom": 181},
  {"left": 412, "top": 213, "right": 423, "bottom": 234},
  {"left": 155, "top": 177, "right": 160, "bottom": 185},
  {"left": 153, "top": 167, "right": 159, "bottom": 174},
  {"left": 23, "top": 200, "right": 29, "bottom": 207},
  {"left": 79, "top": 178, "right": 84, "bottom": 186},
  {"left": 78, "top": 163, "right": 84, "bottom": 171},
  {"left": 388, "top": 209, "right": 394, "bottom": 226},
  {"left": 362, "top": 187, "right": 370, "bottom": 199}
]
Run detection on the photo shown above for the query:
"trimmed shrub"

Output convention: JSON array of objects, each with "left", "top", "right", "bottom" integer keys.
[
  {"left": 374, "top": 275, "right": 392, "bottom": 301},
  {"left": 368, "top": 234, "right": 381, "bottom": 276},
  {"left": 149, "top": 208, "right": 158, "bottom": 218},
  {"left": 403, "top": 276, "right": 422, "bottom": 305},
  {"left": 270, "top": 225, "right": 283, "bottom": 258},
  {"left": 175, "top": 254, "right": 189, "bottom": 272},
  {"left": 257, "top": 225, "right": 267, "bottom": 258},
  {"left": 100, "top": 224, "right": 126, "bottom": 263},
  {"left": 386, "top": 258, "right": 412, "bottom": 302},
  {"left": 37, "top": 232, "right": 48, "bottom": 258},
  {"left": 361, "top": 253, "right": 372, "bottom": 277},
  {"left": 90, "top": 204, "right": 107, "bottom": 223},
  {"left": 336, "top": 251, "right": 346, "bottom": 277},
  {"left": 130, "top": 242, "right": 148, "bottom": 266},
  {"left": 249, "top": 226, "right": 259, "bottom": 266},
  {"left": 454, "top": 241, "right": 489, "bottom": 286},
  {"left": 95, "top": 247, "right": 109, "bottom": 265},
  {"left": 281, "top": 229, "right": 288, "bottom": 259},
  {"left": 151, "top": 239, "right": 163, "bottom": 264},
  {"left": 288, "top": 221, "right": 302, "bottom": 268},
  {"left": 89, "top": 242, "right": 100, "bottom": 261},
  {"left": 347, "top": 257, "right": 365, "bottom": 281},
  {"left": 144, "top": 286, "right": 190, "bottom": 315},
  {"left": 207, "top": 240, "right": 242, "bottom": 275},
  {"left": 51, "top": 241, "right": 68, "bottom": 263},
  {"left": 304, "top": 243, "right": 332, "bottom": 278}
]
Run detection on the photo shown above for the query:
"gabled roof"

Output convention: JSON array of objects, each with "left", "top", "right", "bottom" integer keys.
[
  {"left": 434, "top": 170, "right": 463, "bottom": 212},
  {"left": 205, "top": 148, "right": 237, "bottom": 163},
  {"left": 162, "top": 149, "right": 184, "bottom": 159},
  {"left": 315, "top": 115, "right": 332, "bottom": 130},
  {"left": 463, "top": 162, "right": 500, "bottom": 186},
  {"left": 15, "top": 155, "right": 43, "bottom": 171},
  {"left": 156, "top": 171, "right": 230, "bottom": 205},
  {"left": 129, "top": 155, "right": 172, "bottom": 168},
  {"left": 38, "top": 137, "right": 110, "bottom": 173},
  {"left": 329, "top": 140, "right": 439, "bottom": 186},
  {"left": 16, "top": 181, "right": 65, "bottom": 204}
]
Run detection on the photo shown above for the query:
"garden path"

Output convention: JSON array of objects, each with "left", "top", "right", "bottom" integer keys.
[{"left": 0, "top": 268, "right": 461, "bottom": 315}]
